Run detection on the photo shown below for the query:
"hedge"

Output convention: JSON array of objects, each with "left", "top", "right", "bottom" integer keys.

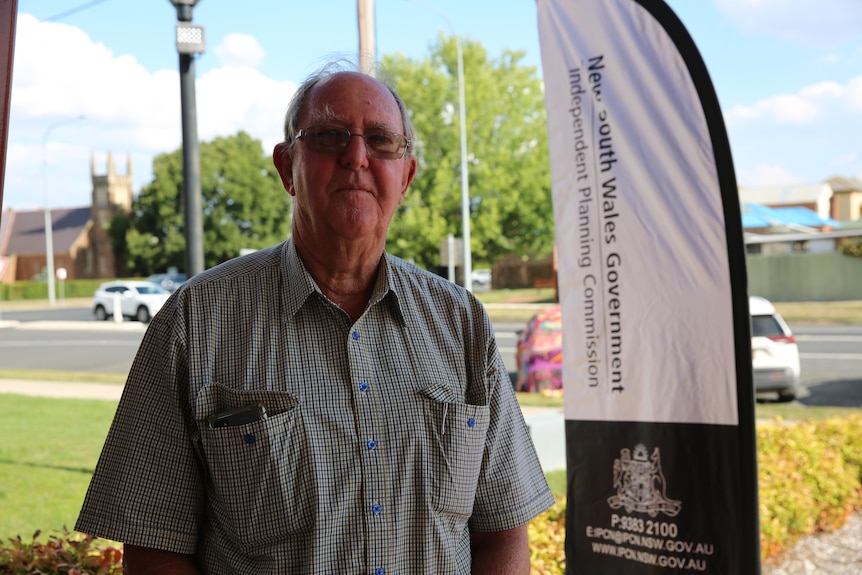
[
  {"left": 2, "top": 415, "right": 860, "bottom": 574},
  {"left": 0, "top": 280, "right": 107, "bottom": 302}
]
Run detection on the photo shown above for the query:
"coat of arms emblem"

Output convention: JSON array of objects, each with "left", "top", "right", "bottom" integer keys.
[{"left": 608, "top": 444, "right": 682, "bottom": 517}]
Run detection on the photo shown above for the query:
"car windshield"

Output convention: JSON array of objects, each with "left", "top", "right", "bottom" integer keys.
[{"left": 136, "top": 285, "right": 169, "bottom": 295}]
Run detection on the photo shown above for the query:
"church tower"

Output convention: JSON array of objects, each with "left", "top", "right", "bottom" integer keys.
[
  {"left": 91, "top": 152, "right": 133, "bottom": 229},
  {"left": 89, "top": 153, "right": 134, "bottom": 277}
]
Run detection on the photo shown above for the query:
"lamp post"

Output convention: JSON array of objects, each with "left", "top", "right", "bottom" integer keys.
[
  {"left": 42, "top": 115, "right": 84, "bottom": 305},
  {"left": 408, "top": 1, "right": 472, "bottom": 291},
  {"left": 168, "top": 0, "right": 205, "bottom": 277}
]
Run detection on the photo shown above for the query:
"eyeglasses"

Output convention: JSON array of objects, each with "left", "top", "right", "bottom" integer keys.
[{"left": 295, "top": 125, "right": 411, "bottom": 160}]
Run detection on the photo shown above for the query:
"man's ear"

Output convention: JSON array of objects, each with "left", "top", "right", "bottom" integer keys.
[
  {"left": 400, "top": 155, "right": 417, "bottom": 201},
  {"left": 273, "top": 142, "right": 294, "bottom": 195}
]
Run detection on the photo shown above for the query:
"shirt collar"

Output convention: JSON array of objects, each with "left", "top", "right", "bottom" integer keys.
[{"left": 281, "top": 237, "right": 405, "bottom": 325}]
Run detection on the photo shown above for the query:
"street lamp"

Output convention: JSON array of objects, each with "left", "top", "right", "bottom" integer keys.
[
  {"left": 408, "top": 1, "right": 473, "bottom": 291},
  {"left": 42, "top": 115, "right": 84, "bottom": 305},
  {"left": 168, "top": 0, "right": 205, "bottom": 277}
]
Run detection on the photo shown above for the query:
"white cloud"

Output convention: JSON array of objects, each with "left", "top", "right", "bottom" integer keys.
[
  {"left": 831, "top": 152, "right": 857, "bottom": 169},
  {"left": 714, "top": 0, "right": 862, "bottom": 46},
  {"left": 737, "top": 164, "right": 804, "bottom": 188},
  {"left": 197, "top": 66, "right": 296, "bottom": 151},
  {"left": 213, "top": 34, "right": 267, "bottom": 69},
  {"left": 724, "top": 74, "right": 862, "bottom": 188},
  {"left": 4, "top": 15, "right": 296, "bottom": 211},
  {"left": 725, "top": 79, "right": 856, "bottom": 126},
  {"left": 847, "top": 76, "right": 862, "bottom": 110},
  {"left": 726, "top": 94, "right": 818, "bottom": 125}
]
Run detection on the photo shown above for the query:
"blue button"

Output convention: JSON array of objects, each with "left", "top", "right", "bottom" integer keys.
[
  {"left": 351, "top": 331, "right": 360, "bottom": 341},
  {"left": 376, "top": 569, "right": 385, "bottom": 575},
  {"left": 359, "top": 382, "right": 369, "bottom": 392},
  {"left": 371, "top": 504, "right": 381, "bottom": 515},
  {"left": 244, "top": 433, "right": 256, "bottom": 444},
  {"left": 467, "top": 418, "right": 476, "bottom": 428},
  {"left": 366, "top": 440, "right": 377, "bottom": 450}
]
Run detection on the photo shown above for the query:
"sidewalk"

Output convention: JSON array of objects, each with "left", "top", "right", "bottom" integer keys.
[{"left": 0, "top": 379, "right": 124, "bottom": 400}]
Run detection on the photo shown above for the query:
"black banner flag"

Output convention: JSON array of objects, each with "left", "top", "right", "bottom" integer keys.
[{"left": 537, "top": 0, "right": 760, "bottom": 572}]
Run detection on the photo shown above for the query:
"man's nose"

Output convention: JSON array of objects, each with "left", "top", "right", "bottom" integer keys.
[{"left": 339, "top": 133, "right": 370, "bottom": 168}]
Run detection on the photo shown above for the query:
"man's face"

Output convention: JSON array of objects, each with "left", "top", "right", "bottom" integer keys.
[{"left": 276, "top": 72, "right": 417, "bottom": 246}]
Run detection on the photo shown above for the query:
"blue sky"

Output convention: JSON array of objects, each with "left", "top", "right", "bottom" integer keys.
[{"left": 4, "top": 0, "right": 862, "bottom": 211}]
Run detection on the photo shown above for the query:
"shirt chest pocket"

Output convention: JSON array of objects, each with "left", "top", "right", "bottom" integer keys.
[
  {"left": 197, "top": 385, "right": 313, "bottom": 550},
  {"left": 421, "top": 397, "right": 490, "bottom": 523}
]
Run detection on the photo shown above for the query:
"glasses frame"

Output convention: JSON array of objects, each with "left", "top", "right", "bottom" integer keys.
[{"left": 295, "top": 125, "right": 411, "bottom": 160}]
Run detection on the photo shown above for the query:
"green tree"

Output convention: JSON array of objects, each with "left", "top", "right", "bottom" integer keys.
[
  {"left": 382, "top": 35, "right": 554, "bottom": 270},
  {"left": 121, "top": 131, "right": 291, "bottom": 274}
]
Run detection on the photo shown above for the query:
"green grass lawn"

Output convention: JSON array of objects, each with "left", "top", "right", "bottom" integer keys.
[{"left": 0, "top": 395, "right": 116, "bottom": 542}]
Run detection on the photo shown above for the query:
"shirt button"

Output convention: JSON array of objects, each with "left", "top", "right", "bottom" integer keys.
[
  {"left": 366, "top": 440, "right": 377, "bottom": 450},
  {"left": 376, "top": 569, "right": 385, "bottom": 575},
  {"left": 467, "top": 418, "right": 476, "bottom": 428},
  {"left": 244, "top": 433, "right": 256, "bottom": 444},
  {"left": 359, "top": 382, "right": 369, "bottom": 392},
  {"left": 351, "top": 331, "right": 360, "bottom": 341},
  {"left": 371, "top": 503, "right": 381, "bottom": 515}
]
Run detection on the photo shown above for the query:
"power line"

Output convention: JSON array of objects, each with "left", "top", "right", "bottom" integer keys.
[{"left": 41, "top": 0, "right": 111, "bottom": 22}]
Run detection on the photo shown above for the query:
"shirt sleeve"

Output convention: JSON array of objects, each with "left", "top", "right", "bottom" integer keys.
[
  {"left": 75, "top": 308, "right": 204, "bottom": 553},
  {"left": 468, "top": 314, "right": 556, "bottom": 532}
]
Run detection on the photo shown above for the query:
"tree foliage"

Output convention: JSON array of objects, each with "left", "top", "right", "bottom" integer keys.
[
  {"left": 115, "top": 131, "right": 290, "bottom": 274},
  {"left": 114, "top": 39, "right": 553, "bottom": 275},
  {"left": 841, "top": 237, "right": 862, "bottom": 257},
  {"left": 382, "top": 35, "right": 554, "bottom": 269}
]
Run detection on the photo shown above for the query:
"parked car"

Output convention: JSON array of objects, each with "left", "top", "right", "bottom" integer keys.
[
  {"left": 472, "top": 268, "right": 492, "bottom": 290},
  {"left": 146, "top": 272, "right": 187, "bottom": 293},
  {"left": 514, "top": 296, "right": 802, "bottom": 402},
  {"left": 93, "top": 280, "right": 172, "bottom": 323},
  {"left": 750, "top": 295, "right": 802, "bottom": 401}
]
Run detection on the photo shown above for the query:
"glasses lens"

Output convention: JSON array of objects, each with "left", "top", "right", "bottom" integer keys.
[
  {"left": 307, "top": 126, "right": 349, "bottom": 152},
  {"left": 364, "top": 129, "right": 402, "bottom": 158}
]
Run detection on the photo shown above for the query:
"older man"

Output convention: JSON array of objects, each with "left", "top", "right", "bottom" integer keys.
[{"left": 77, "top": 66, "right": 553, "bottom": 574}]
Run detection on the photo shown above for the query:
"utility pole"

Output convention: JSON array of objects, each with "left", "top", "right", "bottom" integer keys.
[
  {"left": 168, "top": 0, "right": 205, "bottom": 277},
  {"left": 358, "top": 0, "right": 375, "bottom": 76}
]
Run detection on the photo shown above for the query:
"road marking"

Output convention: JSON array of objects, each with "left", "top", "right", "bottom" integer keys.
[
  {"left": 800, "top": 353, "right": 862, "bottom": 361},
  {"left": 795, "top": 335, "right": 862, "bottom": 342},
  {"left": 0, "top": 340, "right": 136, "bottom": 347}
]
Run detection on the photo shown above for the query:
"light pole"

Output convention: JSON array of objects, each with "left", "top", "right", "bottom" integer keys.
[
  {"left": 168, "top": 0, "right": 205, "bottom": 277},
  {"left": 42, "top": 115, "right": 84, "bottom": 305},
  {"left": 408, "top": 1, "right": 472, "bottom": 291}
]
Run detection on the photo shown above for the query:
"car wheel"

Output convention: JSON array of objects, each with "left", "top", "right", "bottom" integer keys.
[
  {"left": 94, "top": 306, "right": 107, "bottom": 321},
  {"left": 135, "top": 306, "right": 151, "bottom": 323},
  {"left": 777, "top": 388, "right": 796, "bottom": 403}
]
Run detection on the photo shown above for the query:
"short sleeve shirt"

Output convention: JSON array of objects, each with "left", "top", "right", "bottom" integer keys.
[{"left": 76, "top": 238, "right": 554, "bottom": 574}]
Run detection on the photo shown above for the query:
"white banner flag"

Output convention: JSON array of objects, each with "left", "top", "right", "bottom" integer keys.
[{"left": 537, "top": 0, "right": 760, "bottom": 572}]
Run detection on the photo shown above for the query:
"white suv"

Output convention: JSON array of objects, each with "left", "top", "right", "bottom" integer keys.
[
  {"left": 750, "top": 295, "right": 802, "bottom": 401},
  {"left": 93, "top": 280, "right": 172, "bottom": 323}
]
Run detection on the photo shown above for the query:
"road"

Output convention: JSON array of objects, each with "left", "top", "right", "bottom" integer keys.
[{"left": 0, "top": 306, "right": 860, "bottom": 407}]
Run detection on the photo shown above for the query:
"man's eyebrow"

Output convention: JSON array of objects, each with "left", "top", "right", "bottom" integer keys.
[{"left": 307, "top": 108, "right": 343, "bottom": 125}]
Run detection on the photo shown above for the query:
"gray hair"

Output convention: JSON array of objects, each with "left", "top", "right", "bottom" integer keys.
[{"left": 281, "top": 62, "right": 415, "bottom": 157}]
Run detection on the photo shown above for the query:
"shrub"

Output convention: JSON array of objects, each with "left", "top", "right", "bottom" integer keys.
[
  {"left": 758, "top": 414, "right": 862, "bottom": 560},
  {"left": 528, "top": 499, "right": 566, "bottom": 575},
  {"left": 840, "top": 237, "right": 862, "bottom": 257},
  {"left": 0, "top": 529, "right": 121, "bottom": 575}
]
